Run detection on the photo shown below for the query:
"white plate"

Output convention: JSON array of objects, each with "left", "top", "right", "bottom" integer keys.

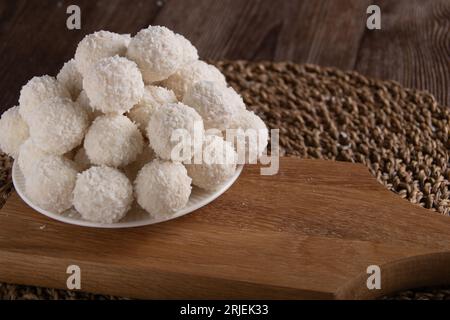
[{"left": 12, "top": 162, "right": 243, "bottom": 229}]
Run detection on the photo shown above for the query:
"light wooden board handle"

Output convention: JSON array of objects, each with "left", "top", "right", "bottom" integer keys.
[{"left": 0, "top": 157, "right": 449, "bottom": 299}]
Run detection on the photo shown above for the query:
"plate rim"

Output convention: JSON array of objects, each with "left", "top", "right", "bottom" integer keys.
[{"left": 12, "top": 162, "right": 244, "bottom": 229}]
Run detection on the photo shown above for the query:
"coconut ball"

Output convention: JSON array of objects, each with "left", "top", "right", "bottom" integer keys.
[
  {"left": 127, "top": 26, "right": 183, "bottom": 83},
  {"left": 84, "top": 114, "right": 144, "bottom": 167},
  {"left": 160, "top": 60, "right": 226, "bottom": 100},
  {"left": 18, "top": 139, "right": 75, "bottom": 177},
  {"left": 176, "top": 33, "right": 198, "bottom": 66},
  {"left": 147, "top": 102, "right": 204, "bottom": 162},
  {"left": 183, "top": 80, "right": 245, "bottom": 131},
  {"left": 73, "top": 147, "right": 91, "bottom": 172},
  {"left": 123, "top": 145, "right": 155, "bottom": 181},
  {"left": 17, "top": 139, "right": 48, "bottom": 178},
  {"left": 229, "top": 110, "right": 269, "bottom": 163},
  {"left": 75, "top": 31, "right": 131, "bottom": 76},
  {"left": 56, "top": 59, "right": 83, "bottom": 100},
  {"left": 84, "top": 55, "right": 144, "bottom": 114},
  {"left": 186, "top": 135, "right": 237, "bottom": 190},
  {"left": 27, "top": 96, "right": 89, "bottom": 155},
  {"left": 25, "top": 155, "right": 78, "bottom": 213},
  {"left": 127, "top": 85, "right": 177, "bottom": 135},
  {"left": 19, "top": 75, "right": 71, "bottom": 124},
  {"left": 73, "top": 166, "right": 133, "bottom": 223},
  {"left": 134, "top": 159, "right": 192, "bottom": 216},
  {"left": 0, "top": 106, "right": 29, "bottom": 158},
  {"left": 75, "top": 90, "right": 103, "bottom": 122}
]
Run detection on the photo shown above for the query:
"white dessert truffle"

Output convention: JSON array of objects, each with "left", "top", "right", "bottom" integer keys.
[
  {"left": 176, "top": 33, "right": 198, "bottom": 66},
  {"left": 13, "top": 26, "right": 258, "bottom": 224},
  {"left": 73, "top": 166, "right": 133, "bottom": 223},
  {"left": 75, "top": 90, "right": 103, "bottom": 122},
  {"left": 73, "top": 147, "right": 91, "bottom": 172},
  {"left": 25, "top": 155, "right": 78, "bottom": 213},
  {"left": 84, "top": 55, "right": 144, "bottom": 114},
  {"left": 19, "top": 75, "right": 71, "bottom": 123},
  {"left": 127, "top": 85, "right": 177, "bottom": 135},
  {"left": 186, "top": 135, "right": 237, "bottom": 190},
  {"left": 127, "top": 26, "right": 183, "bottom": 83},
  {"left": 147, "top": 102, "right": 204, "bottom": 161},
  {"left": 160, "top": 60, "right": 226, "bottom": 100},
  {"left": 84, "top": 114, "right": 144, "bottom": 167},
  {"left": 134, "top": 160, "right": 192, "bottom": 216},
  {"left": 183, "top": 80, "right": 245, "bottom": 131},
  {"left": 229, "top": 110, "right": 269, "bottom": 163},
  {"left": 75, "top": 31, "right": 131, "bottom": 76},
  {"left": 17, "top": 139, "right": 48, "bottom": 178},
  {"left": 18, "top": 139, "right": 76, "bottom": 177},
  {"left": 27, "top": 97, "right": 89, "bottom": 155},
  {"left": 0, "top": 106, "right": 29, "bottom": 158},
  {"left": 56, "top": 59, "right": 83, "bottom": 100},
  {"left": 123, "top": 145, "right": 155, "bottom": 181}
]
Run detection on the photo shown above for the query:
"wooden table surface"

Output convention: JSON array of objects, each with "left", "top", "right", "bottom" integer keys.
[{"left": 0, "top": 0, "right": 448, "bottom": 116}]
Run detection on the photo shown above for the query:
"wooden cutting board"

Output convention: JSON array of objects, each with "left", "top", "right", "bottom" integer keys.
[{"left": 0, "top": 157, "right": 449, "bottom": 299}]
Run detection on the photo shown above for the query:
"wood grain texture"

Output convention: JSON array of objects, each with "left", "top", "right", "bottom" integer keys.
[
  {"left": 354, "top": 0, "right": 450, "bottom": 106},
  {"left": 0, "top": 0, "right": 448, "bottom": 115},
  {"left": 1, "top": 158, "right": 450, "bottom": 299}
]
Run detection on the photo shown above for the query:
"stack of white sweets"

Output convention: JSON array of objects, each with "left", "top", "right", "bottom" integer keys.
[{"left": 0, "top": 26, "right": 268, "bottom": 224}]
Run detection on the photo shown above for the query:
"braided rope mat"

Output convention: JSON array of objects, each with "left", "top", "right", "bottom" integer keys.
[{"left": 0, "top": 61, "right": 449, "bottom": 300}]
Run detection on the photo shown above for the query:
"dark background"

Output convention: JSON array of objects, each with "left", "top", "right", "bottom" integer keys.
[{"left": 0, "top": 0, "right": 449, "bottom": 114}]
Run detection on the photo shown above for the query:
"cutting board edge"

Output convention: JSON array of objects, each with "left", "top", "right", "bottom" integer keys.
[
  {"left": 335, "top": 251, "right": 450, "bottom": 299},
  {"left": 2, "top": 158, "right": 450, "bottom": 299},
  {"left": 0, "top": 249, "right": 337, "bottom": 299}
]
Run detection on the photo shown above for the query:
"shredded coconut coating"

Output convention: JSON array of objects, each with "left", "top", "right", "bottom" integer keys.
[
  {"left": 84, "top": 114, "right": 144, "bottom": 167},
  {"left": 27, "top": 97, "right": 89, "bottom": 155},
  {"left": 84, "top": 55, "right": 144, "bottom": 114},
  {"left": 147, "top": 102, "right": 204, "bottom": 161},
  {"left": 0, "top": 106, "right": 29, "bottom": 158},
  {"left": 229, "top": 110, "right": 269, "bottom": 163},
  {"left": 25, "top": 155, "right": 78, "bottom": 213},
  {"left": 73, "top": 147, "right": 91, "bottom": 172},
  {"left": 134, "top": 159, "right": 192, "bottom": 216},
  {"left": 183, "top": 81, "right": 246, "bottom": 131},
  {"left": 75, "top": 31, "right": 131, "bottom": 76},
  {"left": 73, "top": 166, "right": 133, "bottom": 223},
  {"left": 18, "top": 139, "right": 48, "bottom": 178},
  {"left": 160, "top": 60, "right": 226, "bottom": 100},
  {"left": 11, "top": 26, "right": 259, "bottom": 223},
  {"left": 186, "top": 135, "right": 237, "bottom": 190},
  {"left": 127, "top": 85, "right": 177, "bottom": 135},
  {"left": 176, "top": 33, "right": 199, "bottom": 66},
  {"left": 75, "top": 90, "right": 103, "bottom": 122},
  {"left": 57, "top": 59, "right": 83, "bottom": 100},
  {"left": 19, "top": 75, "right": 71, "bottom": 124},
  {"left": 127, "top": 26, "right": 183, "bottom": 83},
  {"left": 123, "top": 144, "right": 155, "bottom": 181}
]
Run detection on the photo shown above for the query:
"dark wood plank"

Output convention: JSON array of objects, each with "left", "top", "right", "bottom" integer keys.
[
  {"left": 354, "top": 0, "right": 450, "bottom": 106},
  {"left": 157, "top": 0, "right": 370, "bottom": 68},
  {"left": 0, "top": 0, "right": 448, "bottom": 109}
]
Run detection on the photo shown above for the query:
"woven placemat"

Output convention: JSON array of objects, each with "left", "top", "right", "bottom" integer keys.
[{"left": 0, "top": 61, "right": 449, "bottom": 300}]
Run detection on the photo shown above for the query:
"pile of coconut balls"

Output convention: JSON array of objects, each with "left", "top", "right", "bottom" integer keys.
[{"left": 0, "top": 26, "right": 268, "bottom": 224}]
